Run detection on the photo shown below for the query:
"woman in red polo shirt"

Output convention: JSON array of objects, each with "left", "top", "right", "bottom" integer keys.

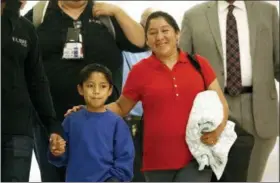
[
  {"left": 106, "top": 11, "right": 228, "bottom": 182},
  {"left": 66, "top": 11, "right": 229, "bottom": 182}
]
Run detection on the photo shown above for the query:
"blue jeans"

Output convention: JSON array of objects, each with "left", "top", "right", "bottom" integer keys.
[{"left": 1, "top": 135, "right": 34, "bottom": 182}]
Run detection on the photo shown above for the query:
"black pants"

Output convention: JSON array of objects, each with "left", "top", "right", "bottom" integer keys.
[
  {"left": 124, "top": 117, "right": 146, "bottom": 182},
  {"left": 1, "top": 134, "right": 34, "bottom": 182},
  {"left": 33, "top": 121, "right": 66, "bottom": 182},
  {"left": 211, "top": 122, "right": 254, "bottom": 182},
  {"left": 144, "top": 160, "right": 212, "bottom": 182}
]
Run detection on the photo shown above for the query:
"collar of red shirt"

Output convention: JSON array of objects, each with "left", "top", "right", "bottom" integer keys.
[{"left": 149, "top": 49, "right": 188, "bottom": 69}]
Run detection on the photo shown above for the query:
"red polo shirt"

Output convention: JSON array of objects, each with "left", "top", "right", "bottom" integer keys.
[{"left": 123, "top": 51, "right": 216, "bottom": 171}]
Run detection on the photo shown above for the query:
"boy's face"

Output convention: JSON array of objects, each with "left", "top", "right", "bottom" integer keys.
[{"left": 78, "top": 72, "right": 112, "bottom": 111}]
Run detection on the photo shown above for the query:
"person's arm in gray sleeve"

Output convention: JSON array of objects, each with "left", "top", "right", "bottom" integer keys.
[{"left": 179, "top": 11, "right": 193, "bottom": 54}]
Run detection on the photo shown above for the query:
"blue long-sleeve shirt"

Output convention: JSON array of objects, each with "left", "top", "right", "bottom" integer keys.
[{"left": 48, "top": 108, "right": 135, "bottom": 182}]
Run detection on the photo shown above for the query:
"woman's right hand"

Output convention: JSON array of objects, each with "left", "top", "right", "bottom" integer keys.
[{"left": 64, "top": 105, "right": 84, "bottom": 117}]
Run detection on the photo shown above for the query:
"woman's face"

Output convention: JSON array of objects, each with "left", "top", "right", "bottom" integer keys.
[{"left": 146, "top": 17, "right": 179, "bottom": 58}]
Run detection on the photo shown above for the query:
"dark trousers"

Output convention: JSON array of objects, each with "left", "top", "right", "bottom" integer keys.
[
  {"left": 33, "top": 121, "right": 66, "bottom": 182},
  {"left": 144, "top": 160, "right": 212, "bottom": 182},
  {"left": 1, "top": 134, "right": 34, "bottom": 182},
  {"left": 124, "top": 116, "right": 146, "bottom": 182},
  {"left": 211, "top": 122, "right": 255, "bottom": 182}
]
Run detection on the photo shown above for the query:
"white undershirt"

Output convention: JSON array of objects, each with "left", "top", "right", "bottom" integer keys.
[{"left": 218, "top": 1, "right": 252, "bottom": 86}]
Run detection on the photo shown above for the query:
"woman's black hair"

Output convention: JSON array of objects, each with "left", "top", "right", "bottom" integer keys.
[
  {"left": 78, "top": 63, "right": 113, "bottom": 87},
  {"left": 144, "top": 11, "right": 180, "bottom": 36}
]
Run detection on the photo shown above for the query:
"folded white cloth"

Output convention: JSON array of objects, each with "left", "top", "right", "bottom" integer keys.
[{"left": 186, "top": 91, "right": 237, "bottom": 180}]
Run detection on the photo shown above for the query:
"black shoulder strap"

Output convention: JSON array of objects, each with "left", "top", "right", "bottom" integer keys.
[{"left": 187, "top": 54, "right": 207, "bottom": 90}]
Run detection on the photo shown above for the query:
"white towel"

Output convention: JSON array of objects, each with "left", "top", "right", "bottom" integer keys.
[{"left": 186, "top": 91, "right": 237, "bottom": 180}]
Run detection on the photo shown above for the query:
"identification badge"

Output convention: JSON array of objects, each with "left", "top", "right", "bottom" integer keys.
[{"left": 62, "top": 42, "right": 84, "bottom": 59}]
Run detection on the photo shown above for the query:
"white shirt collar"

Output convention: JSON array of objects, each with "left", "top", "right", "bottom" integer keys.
[{"left": 218, "top": 1, "right": 246, "bottom": 12}]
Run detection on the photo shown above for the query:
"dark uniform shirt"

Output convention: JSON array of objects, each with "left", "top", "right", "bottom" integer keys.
[
  {"left": 1, "top": 8, "right": 62, "bottom": 137},
  {"left": 25, "top": 1, "right": 144, "bottom": 121}
]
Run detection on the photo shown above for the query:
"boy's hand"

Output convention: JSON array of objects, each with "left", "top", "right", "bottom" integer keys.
[
  {"left": 49, "top": 133, "right": 66, "bottom": 156},
  {"left": 64, "top": 105, "right": 84, "bottom": 117}
]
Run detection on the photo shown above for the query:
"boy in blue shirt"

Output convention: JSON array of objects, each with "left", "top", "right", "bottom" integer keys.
[{"left": 48, "top": 63, "right": 135, "bottom": 182}]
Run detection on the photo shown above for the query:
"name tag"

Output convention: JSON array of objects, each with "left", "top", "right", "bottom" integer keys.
[{"left": 62, "top": 42, "right": 84, "bottom": 59}]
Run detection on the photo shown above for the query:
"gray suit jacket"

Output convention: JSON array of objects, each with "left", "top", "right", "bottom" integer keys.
[{"left": 179, "top": 1, "right": 279, "bottom": 139}]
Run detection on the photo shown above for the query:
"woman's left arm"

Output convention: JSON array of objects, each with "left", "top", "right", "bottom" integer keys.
[
  {"left": 194, "top": 54, "right": 229, "bottom": 145},
  {"left": 200, "top": 79, "right": 229, "bottom": 145},
  {"left": 208, "top": 79, "right": 229, "bottom": 134}
]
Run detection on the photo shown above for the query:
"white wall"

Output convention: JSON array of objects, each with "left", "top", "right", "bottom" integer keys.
[{"left": 20, "top": 1, "right": 279, "bottom": 182}]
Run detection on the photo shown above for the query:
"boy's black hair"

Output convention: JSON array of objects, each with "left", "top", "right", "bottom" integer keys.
[
  {"left": 78, "top": 63, "right": 113, "bottom": 87},
  {"left": 145, "top": 11, "right": 180, "bottom": 36}
]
